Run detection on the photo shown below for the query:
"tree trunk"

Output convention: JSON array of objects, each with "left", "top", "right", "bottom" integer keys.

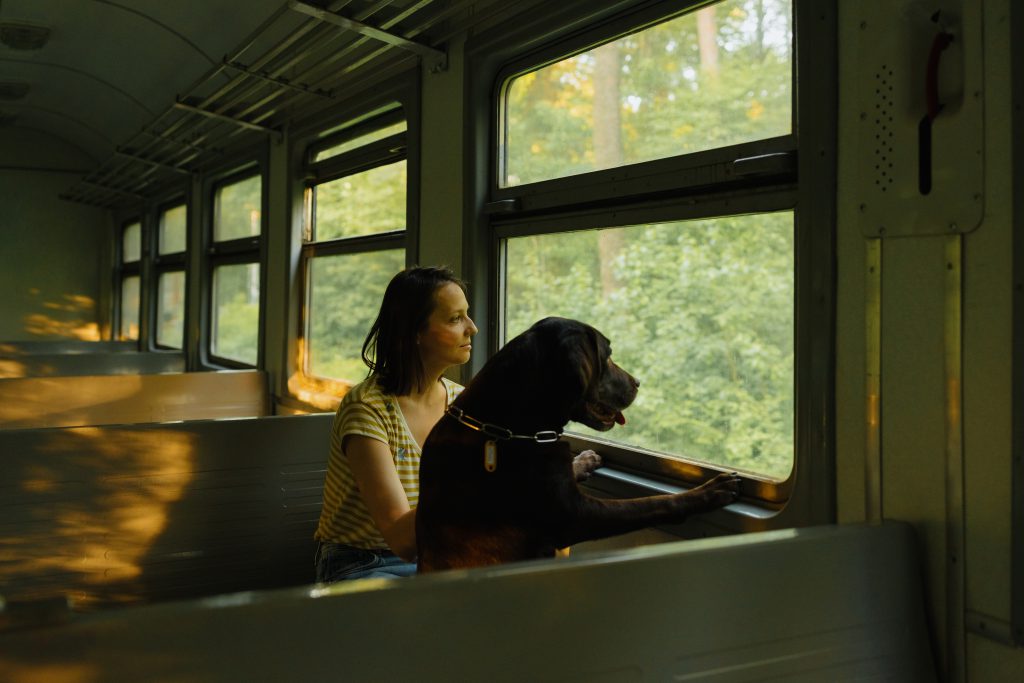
[
  {"left": 697, "top": 5, "right": 720, "bottom": 83},
  {"left": 592, "top": 41, "right": 624, "bottom": 296}
]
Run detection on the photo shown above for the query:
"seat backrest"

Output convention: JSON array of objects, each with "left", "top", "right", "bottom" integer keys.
[
  {"left": 0, "top": 352, "right": 184, "bottom": 378},
  {"left": 0, "top": 370, "right": 269, "bottom": 429},
  {"left": 0, "top": 522, "right": 937, "bottom": 682},
  {"left": 0, "top": 340, "right": 138, "bottom": 356},
  {"left": 0, "top": 412, "right": 334, "bottom": 609}
]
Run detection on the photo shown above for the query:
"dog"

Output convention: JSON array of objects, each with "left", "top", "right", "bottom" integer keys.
[{"left": 415, "top": 317, "right": 740, "bottom": 573}]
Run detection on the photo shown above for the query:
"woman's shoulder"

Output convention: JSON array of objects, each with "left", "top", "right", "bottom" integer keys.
[{"left": 339, "top": 375, "right": 394, "bottom": 413}]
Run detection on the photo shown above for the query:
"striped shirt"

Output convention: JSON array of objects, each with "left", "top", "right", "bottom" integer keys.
[{"left": 314, "top": 375, "right": 462, "bottom": 550}]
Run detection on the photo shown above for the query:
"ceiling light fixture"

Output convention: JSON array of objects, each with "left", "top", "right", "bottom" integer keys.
[
  {"left": 0, "top": 21, "right": 51, "bottom": 50},
  {"left": 0, "top": 81, "right": 30, "bottom": 100}
]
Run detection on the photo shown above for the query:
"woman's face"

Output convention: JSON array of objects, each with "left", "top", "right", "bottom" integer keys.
[{"left": 418, "top": 282, "right": 478, "bottom": 371}]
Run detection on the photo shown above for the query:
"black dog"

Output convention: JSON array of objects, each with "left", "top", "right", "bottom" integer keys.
[{"left": 416, "top": 317, "right": 740, "bottom": 573}]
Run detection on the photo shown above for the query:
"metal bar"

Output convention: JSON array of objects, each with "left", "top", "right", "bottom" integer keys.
[
  {"left": 865, "top": 238, "right": 882, "bottom": 523},
  {"left": 115, "top": 150, "right": 191, "bottom": 175},
  {"left": 172, "top": 2, "right": 295, "bottom": 102},
  {"left": 945, "top": 235, "right": 966, "bottom": 682},
  {"left": 289, "top": 0, "right": 446, "bottom": 69},
  {"left": 172, "top": 100, "right": 280, "bottom": 136},
  {"left": 141, "top": 129, "right": 224, "bottom": 156},
  {"left": 222, "top": 59, "right": 334, "bottom": 98}
]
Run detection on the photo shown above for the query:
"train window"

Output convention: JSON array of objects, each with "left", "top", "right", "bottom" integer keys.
[
  {"left": 154, "top": 203, "right": 187, "bottom": 349},
  {"left": 119, "top": 274, "right": 140, "bottom": 341},
  {"left": 207, "top": 171, "right": 263, "bottom": 367},
  {"left": 314, "top": 121, "right": 406, "bottom": 163},
  {"left": 156, "top": 271, "right": 186, "bottom": 349},
  {"left": 122, "top": 221, "right": 141, "bottom": 263},
  {"left": 500, "top": 0, "right": 792, "bottom": 187},
  {"left": 503, "top": 212, "right": 794, "bottom": 480},
  {"left": 300, "top": 111, "right": 407, "bottom": 384},
  {"left": 211, "top": 262, "right": 259, "bottom": 365},
  {"left": 158, "top": 204, "right": 187, "bottom": 255},
  {"left": 480, "top": 0, "right": 811, "bottom": 489},
  {"left": 307, "top": 249, "right": 404, "bottom": 380},
  {"left": 213, "top": 175, "right": 262, "bottom": 241},
  {"left": 117, "top": 220, "right": 142, "bottom": 341},
  {"left": 313, "top": 160, "right": 407, "bottom": 240}
]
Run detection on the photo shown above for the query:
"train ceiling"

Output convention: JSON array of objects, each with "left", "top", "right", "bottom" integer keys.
[{"left": 0, "top": 0, "right": 511, "bottom": 209}]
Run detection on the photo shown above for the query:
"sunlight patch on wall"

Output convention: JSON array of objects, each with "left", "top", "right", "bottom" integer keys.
[
  {"left": 0, "top": 358, "right": 27, "bottom": 378},
  {"left": 21, "top": 293, "right": 100, "bottom": 340}
]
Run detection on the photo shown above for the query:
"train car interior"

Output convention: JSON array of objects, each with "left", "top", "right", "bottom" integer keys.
[{"left": 0, "top": 0, "right": 1021, "bottom": 680}]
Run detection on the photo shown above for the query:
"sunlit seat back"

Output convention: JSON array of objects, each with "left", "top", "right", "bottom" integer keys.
[
  {"left": 0, "top": 413, "right": 332, "bottom": 610},
  {"left": 0, "top": 370, "right": 268, "bottom": 429}
]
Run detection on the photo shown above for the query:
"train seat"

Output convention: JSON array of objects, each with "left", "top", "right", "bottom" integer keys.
[{"left": 0, "top": 521, "right": 936, "bottom": 682}]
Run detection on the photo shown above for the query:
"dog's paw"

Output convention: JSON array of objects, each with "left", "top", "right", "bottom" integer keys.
[
  {"left": 686, "top": 471, "right": 742, "bottom": 511},
  {"left": 572, "top": 449, "right": 603, "bottom": 481}
]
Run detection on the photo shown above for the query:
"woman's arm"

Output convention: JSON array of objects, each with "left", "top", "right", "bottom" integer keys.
[{"left": 344, "top": 434, "right": 418, "bottom": 561}]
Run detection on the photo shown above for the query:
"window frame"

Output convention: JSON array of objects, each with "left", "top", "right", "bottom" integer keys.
[
  {"left": 464, "top": 0, "right": 836, "bottom": 526},
  {"left": 300, "top": 109, "right": 409, "bottom": 385},
  {"left": 115, "top": 218, "right": 143, "bottom": 342},
  {"left": 151, "top": 197, "right": 188, "bottom": 351},
  {"left": 273, "top": 74, "right": 420, "bottom": 413},
  {"left": 201, "top": 161, "right": 267, "bottom": 369}
]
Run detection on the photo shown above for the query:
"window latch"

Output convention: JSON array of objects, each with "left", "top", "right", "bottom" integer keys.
[{"left": 484, "top": 199, "right": 520, "bottom": 215}]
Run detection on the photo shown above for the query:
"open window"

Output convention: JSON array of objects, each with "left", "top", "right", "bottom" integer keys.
[{"left": 297, "top": 107, "right": 408, "bottom": 398}]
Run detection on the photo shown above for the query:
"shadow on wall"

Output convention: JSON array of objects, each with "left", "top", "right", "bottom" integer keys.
[
  {"left": 20, "top": 290, "right": 100, "bottom": 341},
  {"left": 0, "top": 426, "right": 197, "bottom": 610}
]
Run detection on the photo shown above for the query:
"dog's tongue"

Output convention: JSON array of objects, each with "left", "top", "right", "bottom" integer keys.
[{"left": 614, "top": 411, "right": 626, "bottom": 426}]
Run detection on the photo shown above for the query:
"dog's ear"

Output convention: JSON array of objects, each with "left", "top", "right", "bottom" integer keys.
[{"left": 555, "top": 321, "right": 606, "bottom": 398}]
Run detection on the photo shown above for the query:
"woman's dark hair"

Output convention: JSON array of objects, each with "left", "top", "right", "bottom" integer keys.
[{"left": 362, "top": 265, "right": 467, "bottom": 396}]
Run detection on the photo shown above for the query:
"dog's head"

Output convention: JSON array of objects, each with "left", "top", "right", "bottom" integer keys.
[
  {"left": 548, "top": 318, "right": 639, "bottom": 432},
  {"left": 466, "top": 317, "right": 638, "bottom": 432}
]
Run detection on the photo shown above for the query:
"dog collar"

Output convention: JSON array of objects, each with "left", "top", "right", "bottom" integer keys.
[{"left": 445, "top": 405, "right": 562, "bottom": 444}]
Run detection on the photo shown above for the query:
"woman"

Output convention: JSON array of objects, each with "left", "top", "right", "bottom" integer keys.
[{"left": 314, "top": 266, "right": 478, "bottom": 582}]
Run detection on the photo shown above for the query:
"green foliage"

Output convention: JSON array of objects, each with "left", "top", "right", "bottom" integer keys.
[
  {"left": 214, "top": 176, "right": 262, "bottom": 241},
  {"left": 308, "top": 249, "right": 405, "bottom": 382},
  {"left": 213, "top": 263, "right": 259, "bottom": 365},
  {"left": 315, "top": 161, "right": 406, "bottom": 240},
  {"left": 505, "top": 0, "right": 791, "bottom": 185}
]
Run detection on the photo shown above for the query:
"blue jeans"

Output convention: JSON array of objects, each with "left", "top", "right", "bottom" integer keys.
[{"left": 315, "top": 542, "right": 417, "bottom": 583}]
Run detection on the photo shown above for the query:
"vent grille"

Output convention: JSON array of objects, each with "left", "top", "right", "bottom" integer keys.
[
  {"left": 0, "top": 22, "right": 51, "bottom": 50},
  {"left": 873, "top": 65, "right": 895, "bottom": 193}
]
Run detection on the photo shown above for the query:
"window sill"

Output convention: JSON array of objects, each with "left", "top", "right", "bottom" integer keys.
[{"left": 583, "top": 466, "right": 776, "bottom": 522}]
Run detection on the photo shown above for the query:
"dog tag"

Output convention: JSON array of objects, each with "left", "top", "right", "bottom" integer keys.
[{"left": 484, "top": 440, "right": 497, "bottom": 472}]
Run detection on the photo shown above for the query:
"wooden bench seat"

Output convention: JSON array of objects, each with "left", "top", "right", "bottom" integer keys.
[
  {"left": 0, "top": 413, "right": 333, "bottom": 610},
  {"left": 0, "top": 521, "right": 936, "bottom": 681},
  {"left": 0, "top": 351, "right": 185, "bottom": 378},
  {"left": 0, "top": 340, "right": 138, "bottom": 356},
  {"left": 0, "top": 370, "right": 269, "bottom": 429}
]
